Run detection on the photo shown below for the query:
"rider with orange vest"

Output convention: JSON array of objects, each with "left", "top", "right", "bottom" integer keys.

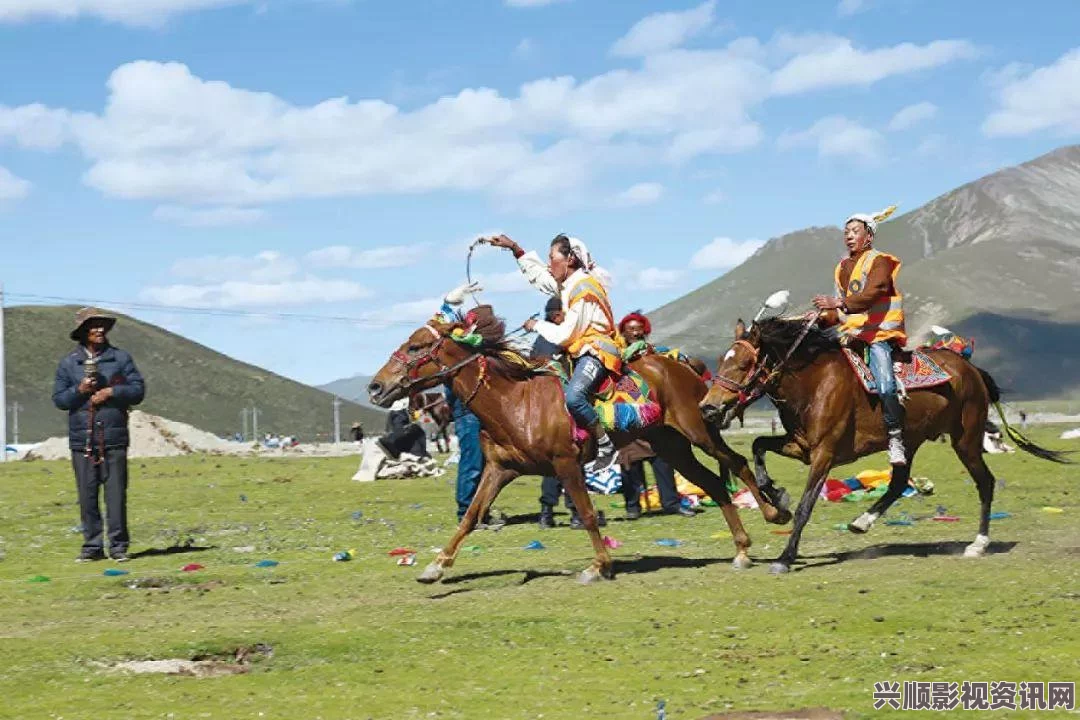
[
  {"left": 487, "top": 233, "right": 621, "bottom": 474},
  {"left": 813, "top": 206, "right": 909, "bottom": 466}
]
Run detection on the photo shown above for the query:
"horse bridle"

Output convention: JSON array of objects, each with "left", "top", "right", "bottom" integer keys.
[
  {"left": 387, "top": 323, "right": 488, "bottom": 405},
  {"left": 712, "top": 313, "right": 822, "bottom": 409}
]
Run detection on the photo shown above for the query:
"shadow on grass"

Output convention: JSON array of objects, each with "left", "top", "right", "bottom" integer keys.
[
  {"left": 426, "top": 568, "right": 575, "bottom": 599},
  {"left": 794, "top": 540, "right": 1019, "bottom": 571},
  {"left": 129, "top": 544, "right": 215, "bottom": 560}
]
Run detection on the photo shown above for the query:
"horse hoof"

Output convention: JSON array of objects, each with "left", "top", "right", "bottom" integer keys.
[
  {"left": 769, "top": 562, "right": 791, "bottom": 575},
  {"left": 768, "top": 508, "right": 793, "bottom": 526},
  {"left": 416, "top": 563, "right": 445, "bottom": 584},
  {"left": 577, "top": 567, "right": 608, "bottom": 585},
  {"left": 962, "top": 546, "right": 985, "bottom": 558},
  {"left": 732, "top": 554, "right": 752, "bottom": 570}
]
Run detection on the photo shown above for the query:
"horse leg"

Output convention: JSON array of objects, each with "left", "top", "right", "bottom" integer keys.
[
  {"left": 655, "top": 431, "right": 753, "bottom": 569},
  {"left": 848, "top": 441, "right": 922, "bottom": 533},
  {"left": 699, "top": 425, "right": 794, "bottom": 526},
  {"left": 951, "top": 421, "right": 996, "bottom": 558},
  {"left": 771, "top": 446, "right": 835, "bottom": 574},
  {"left": 555, "top": 458, "right": 614, "bottom": 584},
  {"left": 417, "top": 464, "right": 516, "bottom": 584},
  {"left": 751, "top": 434, "right": 804, "bottom": 514}
]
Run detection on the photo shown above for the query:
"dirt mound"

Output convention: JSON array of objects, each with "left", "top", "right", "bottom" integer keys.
[{"left": 25, "top": 410, "right": 234, "bottom": 461}]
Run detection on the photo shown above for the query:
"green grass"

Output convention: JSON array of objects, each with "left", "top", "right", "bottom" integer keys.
[{"left": 1, "top": 429, "right": 1077, "bottom": 719}]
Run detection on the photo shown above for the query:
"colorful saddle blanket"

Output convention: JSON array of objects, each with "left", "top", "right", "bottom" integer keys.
[
  {"left": 592, "top": 368, "right": 663, "bottom": 432},
  {"left": 842, "top": 348, "right": 951, "bottom": 394}
]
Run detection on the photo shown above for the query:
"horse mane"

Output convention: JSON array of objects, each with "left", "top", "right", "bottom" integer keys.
[
  {"left": 452, "top": 305, "right": 546, "bottom": 381},
  {"left": 755, "top": 317, "right": 840, "bottom": 365}
]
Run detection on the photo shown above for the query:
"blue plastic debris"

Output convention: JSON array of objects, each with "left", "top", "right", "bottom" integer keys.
[
  {"left": 254, "top": 559, "right": 279, "bottom": 568},
  {"left": 655, "top": 538, "right": 682, "bottom": 547},
  {"left": 523, "top": 540, "right": 545, "bottom": 550}
]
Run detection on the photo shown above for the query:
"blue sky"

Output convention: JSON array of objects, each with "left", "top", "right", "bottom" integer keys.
[{"left": 2, "top": 0, "right": 1079, "bottom": 386}]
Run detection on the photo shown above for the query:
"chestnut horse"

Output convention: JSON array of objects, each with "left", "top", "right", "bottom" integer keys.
[
  {"left": 700, "top": 317, "right": 1071, "bottom": 574},
  {"left": 367, "top": 306, "right": 791, "bottom": 584}
]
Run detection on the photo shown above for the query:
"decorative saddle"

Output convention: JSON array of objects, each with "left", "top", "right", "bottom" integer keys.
[{"left": 842, "top": 347, "right": 951, "bottom": 394}]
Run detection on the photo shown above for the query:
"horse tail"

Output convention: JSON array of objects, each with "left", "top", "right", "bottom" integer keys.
[{"left": 977, "top": 366, "right": 1073, "bottom": 464}]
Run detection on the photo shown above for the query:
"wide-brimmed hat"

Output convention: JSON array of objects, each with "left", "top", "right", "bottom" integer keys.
[{"left": 70, "top": 307, "right": 117, "bottom": 341}]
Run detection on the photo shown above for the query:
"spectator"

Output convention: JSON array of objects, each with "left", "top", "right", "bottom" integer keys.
[
  {"left": 378, "top": 398, "right": 430, "bottom": 460},
  {"left": 52, "top": 308, "right": 145, "bottom": 563}
]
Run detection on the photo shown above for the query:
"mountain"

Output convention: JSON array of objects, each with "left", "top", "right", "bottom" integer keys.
[
  {"left": 650, "top": 145, "right": 1080, "bottom": 402},
  {"left": 3, "top": 306, "right": 386, "bottom": 443},
  {"left": 317, "top": 373, "right": 377, "bottom": 408}
]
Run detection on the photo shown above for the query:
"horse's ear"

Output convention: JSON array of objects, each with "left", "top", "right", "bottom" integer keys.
[
  {"left": 734, "top": 318, "right": 746, "bottom": 340},
  {"left": 746, "top": 322, "right": 761, "bottom": 343}
]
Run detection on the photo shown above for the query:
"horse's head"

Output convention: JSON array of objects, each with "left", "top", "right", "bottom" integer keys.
[
  {"left": 367, "top": 319, "right": 461, "bottom": 408},
  {"left": 700, "top": 322, "right": 766, "bottom": 429}
]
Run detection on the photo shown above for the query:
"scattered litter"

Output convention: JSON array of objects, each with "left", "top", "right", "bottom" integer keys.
[
  {"left": 832, "top": 523, "right": 850, "bottom": 532},
  {"left": 523, "top": 540, "right": 545, "bottom": 550},
  {"left": 732, "top": 488, "right": 758, "bottom": 509},
  {"left": 332, "top": 550, "right": 355, "bottom": 562},
  {"left": 239, "top": 494, "right": 247, "bottom": 503},
  {"left": 1060, "top": 428, "right": 1080, "bottom": 440},
  {"left": 1042, "top": 507, "right": 1064, "bottom": 514},
  {"left": 181, "top": 563, "right": 204, "bottom": 572},
  {"left": 350, "top": 510, "right": 364, "bottom": 521},
  {"left": 989, "top": 511, "right": 1011, "bottom": 520},
  {"left": 388, "top": 547, "right": 416, "bottom": 556},
  {"left": 103, "top": 568, "right": 129, "bottom": 576},
  {"left": 885, "top": 519, "right": 913, "bottom": 526},
  {"left": 396, "top": 554, "right": 417, "bottom": 566},
  {"left": 69, "top": 525, "right": 83, "bottom": 534},
  {"left": 409, "top": 503, "right": 424, "bottom": 510},
  {"left": 602, "top": 535, "right": 622, "bottom": 549},
  {"left": 232, "top": 546, "right": 255, "bottom": 553},
  {"left": 28, "top": 575, "right": 50, "bottom": 583},
  {"left": 254, "top": 560, "right": 278, "bottom": 568},
  {"left": 710, "top": 531, "right": 732, "bottom": 540},
  {"left": 700, "top": 498, "right": 719, "bottom": 507},
  {"left": 932, "top": 516, "right": 960, "bottom": 522},
  {"left": 609, "top": 500, "right": 624, "bottom": 509},
  {"left": 462, "top": 545, "right": 481, "bottom": 553},
  {"left": 771, "top": 529, "right": 793, "bottom": 535},
  {"left": 655, "top": 538, "right": 682, "bottom": 547}
]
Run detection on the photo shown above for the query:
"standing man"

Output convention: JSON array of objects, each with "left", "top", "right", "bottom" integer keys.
[{"left": 53, "top": 308, "right": 145, "bottom": 563}]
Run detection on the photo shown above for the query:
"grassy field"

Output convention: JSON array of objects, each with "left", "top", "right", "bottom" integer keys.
[{"left": 0, "top": 428, "right": 1077, "bottom": 720}]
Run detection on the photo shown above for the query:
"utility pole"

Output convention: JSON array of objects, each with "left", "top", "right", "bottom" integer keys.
[
  {"left": 11, "top": 401, "right": 19, "bottom": 445},
  {"left": 0, "top": 284, "right": 6, "bottom": 463},
  {"left": 333, "top": 396, "right": 341, "bottom": 444},
  {"left": 252, "top": 405, "right": 259, "bottom": 440},
  {"left": 241, "top": 407, "right": 249, "bottom": 441}
]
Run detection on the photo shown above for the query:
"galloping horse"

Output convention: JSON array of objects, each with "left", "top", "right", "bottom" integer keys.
[
  {"left": 367, "top": 306, "right": 791, "bottom": 584},
  {"left": 700, "top": 317, "right": 1071, "bottom": 574},
  {"left": 409, "top": 391, "right": 452, "bottom": 453}
]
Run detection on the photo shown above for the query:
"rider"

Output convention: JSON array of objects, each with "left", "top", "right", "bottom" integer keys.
[
  {"left": 813, "top": 205, "right": 908, "bottom": 466},
  {"left": 487, "top": 233, "right": 621, "bottom": 474}
]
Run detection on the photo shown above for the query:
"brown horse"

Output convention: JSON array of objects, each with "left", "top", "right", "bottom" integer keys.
[
  {"left": 700, "top": 317, "right": 1071, "bottom": 574},
  {"left": 410, "top": 391, "right": 452, "bottom": 453},
  {"left": 367, "top": 306, "right": 791, "bottom": 584}
]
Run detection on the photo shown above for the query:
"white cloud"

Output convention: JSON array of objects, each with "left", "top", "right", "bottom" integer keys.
[
  {"left": 614, "top": 182, "right": 664, "bottom": 206},
  {"left": 777, "top": 115, "right": 885, "bottom": 165},
  {"left": 702, "top": 187, "right": 725, "bottom": 204},
  {"left": 2, "top": 31, "right": 979, "bottom": 210},
  {"left": 514, "top": 38, "right": 534, "bottom": 57},
  {"left": 627, "top": 267, "right": 685, "bottom": 290},
  {"left": 982, "top": 48, "right": 1080, "bottom": 137},
  {"left": 836, "top": 0, "right": 866, "bottom": 16},
  {"left": 690, "top": 237, "right": 765, "bottom": 270},
  {"left": 610, "top": 0, "right": 716, "bottom": 58},
  {"left": 771, "top": 39, "right": 979, "bottom": 95},
  {"left": 140, "top": 278, "right": 371, "bottom": 309},
  {"left": 169, "top": 250, "right": 298, "bottom": 284},
  {"left": 153, "top": 205, "right": 266, "bottom": 227},
  {"left": 887, "top": 101, "right": 937, "bottom": 131},
  {"left": 304, "top": 244, "right": 430, "bottom": 269},
  {"left": 356, "top": 296, "right": 443, "bottom": 328},
  {"left": 0, "top": 166, "right": 31, "bottom": 200},
  {"left": 474, "top": 270, "right": 532, "bottom": 294},
  {"left": 0, "top": 0, "right": 246, "bottom": 26},
  {"left": 916, "top": 134, "right": 946, "bottom": 157}
]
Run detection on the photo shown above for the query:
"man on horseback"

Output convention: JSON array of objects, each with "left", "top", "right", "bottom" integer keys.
[
  {"left": 487, "top": 233, "right": 621, "bottom": 474},
  {"left": 812, "top": 205, "right": 908, "bottom": 465}
]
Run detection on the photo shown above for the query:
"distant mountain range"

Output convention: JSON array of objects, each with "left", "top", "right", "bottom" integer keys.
[
  {"left": 317, "top": 373, "right": 377, "bottom": 408},
  {"left": 650, "top": 145, "right": 1080, "bottom": 402},
  {"left": 4, "top": 306, "right": 385, "bottom": 443}
]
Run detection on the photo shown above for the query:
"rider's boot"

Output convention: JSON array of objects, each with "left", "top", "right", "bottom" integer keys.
[
  {"left": 584, "top": 422, "right": 617, "bottom": 474},
  {"left": 881, "top": 392, "right": 907, "bottom": 466}
]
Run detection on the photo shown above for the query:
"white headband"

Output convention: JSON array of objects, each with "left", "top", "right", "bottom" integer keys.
[{"left": 845, "top": 205, "right": 898, "bottom": 235}]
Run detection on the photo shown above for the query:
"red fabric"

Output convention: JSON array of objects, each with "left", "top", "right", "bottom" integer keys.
[{"left": 618, "top": 312, "right": 651, "bottom": 336}]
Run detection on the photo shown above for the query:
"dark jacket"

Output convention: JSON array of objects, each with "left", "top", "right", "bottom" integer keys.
[
  {"left": 386, "top": 408, "right": 412, "bottom": 434},
  {"left": 531, "top": 336, "right": 562, "bottom": 360},
  {"left": 53, "top": 345, "right": 145, "bottom": 450}
]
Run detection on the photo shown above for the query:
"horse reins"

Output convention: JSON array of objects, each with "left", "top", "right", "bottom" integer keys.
[
  {"left": 387, "top": 323, "right": 488, "bottom": 406},
  {"left": 712, "top": 311, "right": 822, "bottom": 408}
]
